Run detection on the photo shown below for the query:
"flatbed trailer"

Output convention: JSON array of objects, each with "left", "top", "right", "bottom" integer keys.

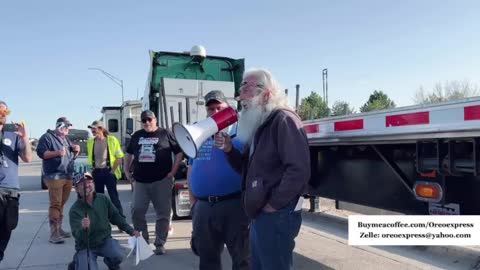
[{"left": 303, "top": 97, "right": 480, "bottom": 215}]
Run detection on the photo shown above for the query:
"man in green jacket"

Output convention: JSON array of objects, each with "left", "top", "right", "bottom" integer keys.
[{"left": 69, "top": 172, "right": 140, "bottom": 270}]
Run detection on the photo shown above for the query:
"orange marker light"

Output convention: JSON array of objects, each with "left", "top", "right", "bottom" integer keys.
[{"left": 414, "top": 182, "right": 442, "bottom": 202}]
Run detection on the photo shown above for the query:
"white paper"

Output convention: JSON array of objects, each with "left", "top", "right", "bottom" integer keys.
[
  {"left": 127, "top": 233, "right": 154, "bottom": 266},
  {"left": 126, "top": 237, "right": 136, "bottom": 258},
  {"left": 136, "top": 239, "right": 140, "bottom": 265},
  {"left": 137, "top": 236, "right": 154, "bottom": 263}
]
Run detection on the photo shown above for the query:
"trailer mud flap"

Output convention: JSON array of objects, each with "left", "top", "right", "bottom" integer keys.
[{"left": 428, "top": 203, "right": 460, "bottom": 215}]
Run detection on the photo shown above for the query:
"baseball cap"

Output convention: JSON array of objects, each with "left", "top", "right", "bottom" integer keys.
[
  {"left": 88, "top": 120, "right": 104, "bottom": 129},
  {"left": 73, "top": 172, "right": 94, "bottom": 186},
  {"left": 56, "top": 117, "right": 73, "bottom": 128},
  {"left": 204, "top": 90, "right": 227, "bottom": 106},
  {"left": 141, "top": 110, "right": 156, "bottom": 120},
  {"left": 0, "top": 101, "right": 7, "bottom": 108}
]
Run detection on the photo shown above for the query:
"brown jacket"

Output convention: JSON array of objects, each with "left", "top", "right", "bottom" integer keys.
[{"left": 226, "top": 108, "right": 311, "bottom": 219}]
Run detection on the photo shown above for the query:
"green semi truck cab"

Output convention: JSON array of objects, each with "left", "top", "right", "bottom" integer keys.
[{"left": 142, "top": 45, "right": 245, "bottom": 129}]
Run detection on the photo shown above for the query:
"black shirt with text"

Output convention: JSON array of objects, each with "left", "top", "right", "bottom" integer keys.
[{"left": 126, "top": 128, "right": 181, "bottom": 183}]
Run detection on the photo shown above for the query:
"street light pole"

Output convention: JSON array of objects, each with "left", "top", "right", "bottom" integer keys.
[
  {"left": 322, "top": 68, "right": 328, "bottom": 108},
  {"left": 88, "top": 68, "right": 124, "bottom": 104}
]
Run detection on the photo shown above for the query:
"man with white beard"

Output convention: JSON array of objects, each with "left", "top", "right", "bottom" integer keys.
[{"left": 214, "top": 68, "right": 311, "bottom": 270}]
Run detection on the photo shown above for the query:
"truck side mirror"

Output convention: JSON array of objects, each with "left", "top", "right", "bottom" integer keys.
[{"left": 126, "top": 118, "right": 134, "bottom": 135}]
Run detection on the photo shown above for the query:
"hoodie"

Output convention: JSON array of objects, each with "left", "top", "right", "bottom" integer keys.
[{"left": 36, "top": 129, "right": 76, "bottom": 180}]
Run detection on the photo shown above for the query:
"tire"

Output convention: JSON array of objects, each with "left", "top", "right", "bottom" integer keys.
[{"left": 41, "top": 174, "right": 48, "bottom": 190}]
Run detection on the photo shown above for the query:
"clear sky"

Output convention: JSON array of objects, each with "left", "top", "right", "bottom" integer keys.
[{"left": 1, "top": 0, "right": 479, "bottom": 138}]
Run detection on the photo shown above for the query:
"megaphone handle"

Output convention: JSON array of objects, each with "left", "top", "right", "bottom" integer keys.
[
  {"left": 217, "top": 132, "right": 225, "bottom": 150},
  {"left": 213, "top": 132, "right": 235, "bottom": 150}
]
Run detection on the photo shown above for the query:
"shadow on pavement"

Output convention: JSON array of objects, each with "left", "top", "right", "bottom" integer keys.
[{"left": 294, "top": 252, "right": 335, "bottom": 270}]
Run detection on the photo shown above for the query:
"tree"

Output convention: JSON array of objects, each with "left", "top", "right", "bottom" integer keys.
[
  {"left": 331, "top": 101, "right": 355, "bottom": 116},
  {"left": 360, "top": 90, "right": 396, "bottom": 112},
  {"left": 297, "top": 91, "right": 329, "bottom": 120},
  {"left": 413, "top": 80, "right": 480, "bottom": 105}
]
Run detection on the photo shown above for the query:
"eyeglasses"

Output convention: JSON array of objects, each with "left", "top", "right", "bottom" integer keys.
[
  {"left": 239, "top": 82, "right": 265, "bottom": 94},
  {"left": 142, "top": 118, "right": 153, "bottom": 123},
  {"left": 0, "top": 109, "right": 10, "bottom": 116}
]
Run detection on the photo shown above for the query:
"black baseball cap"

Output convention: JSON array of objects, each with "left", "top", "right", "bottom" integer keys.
[
  {"left": 141, "top": 110, "right": 156, "bottom": 120},
  {"left": 204, "top": 90, "right": 227, "bottom": 106}
]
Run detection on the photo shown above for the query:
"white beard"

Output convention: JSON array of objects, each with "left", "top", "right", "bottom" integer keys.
[{"left": 236, "top": 95, "right": 270, "bottom": 145}]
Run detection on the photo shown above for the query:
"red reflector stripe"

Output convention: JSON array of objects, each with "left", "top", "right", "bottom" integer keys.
[
  {"left": 420, "top": 170, "right": 436, "bottom": 178},
  {"left": 464, "top": 105, "right": 480, "bottom": 121},
  {"left": 303, "top": 124, "right": 319, "bottom": 133},
  {"left": 334, "top": 119, "right": 363, "bottom": 131},
  {"left": 386, "top": 112, "right": 429, "bottom": 127}
]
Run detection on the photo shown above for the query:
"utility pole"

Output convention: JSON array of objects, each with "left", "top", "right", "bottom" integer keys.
[
  {"left": 295, "top": 84, "right": 300, "bottom": 112},
  {"left": 322, "top": 69, "right": 328, "bottom": 108}
]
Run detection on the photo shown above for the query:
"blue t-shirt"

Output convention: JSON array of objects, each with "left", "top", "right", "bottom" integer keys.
[
  {"left": 189, "top": 137, "right": 244, "bottom": 198},
  {"left": 0, "top": 131, "right": 25, "bottom": 189}
]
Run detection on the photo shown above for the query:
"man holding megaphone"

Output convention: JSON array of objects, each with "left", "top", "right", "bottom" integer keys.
[
  {"left": 186, "top": 90, "right": 250, "bottom": 270},
  {"left": 214, "top": 68, "right": 311, "bottom": 270}
]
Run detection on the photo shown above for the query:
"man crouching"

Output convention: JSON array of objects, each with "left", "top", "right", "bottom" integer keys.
[{"left": 69, "top": 172, "right": 140, "bottom": 270}]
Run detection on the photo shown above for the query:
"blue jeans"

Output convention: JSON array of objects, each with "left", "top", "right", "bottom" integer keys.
[
  {"left": 74, "top": 237, "right": 123, "bottom": 270},
  {"left": 92, "top": 168, "right": 124, "bottom": 217},
  {"left": 250, "top": 199, "right": 302, "bottom": 270}
]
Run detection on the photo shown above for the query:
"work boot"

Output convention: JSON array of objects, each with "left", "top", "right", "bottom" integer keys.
[
  {"left": 49, "top": 219, "right": 65, "bottom": 244},
  {"left": 59, "top": 227, "right": 72, "bottom": 238},
  {"left": 59, "top": 216, "right": 71, "bottom": 238},
  {"left": 154, "top": 245, "right": 166, "bottom": 255}
]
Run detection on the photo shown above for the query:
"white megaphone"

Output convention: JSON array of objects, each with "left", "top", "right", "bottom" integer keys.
[{"left": 172, "top": 107, "right": 238, "bottom": 159}]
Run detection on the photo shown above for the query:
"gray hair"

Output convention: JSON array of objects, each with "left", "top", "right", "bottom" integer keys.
[{"left": 241, "top": 68, "right": 289, "bottom": 111}]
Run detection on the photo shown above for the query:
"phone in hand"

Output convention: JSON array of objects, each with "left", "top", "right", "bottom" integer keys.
[{"left": 3, "top": 123, "right": 18, "bottom": 132}]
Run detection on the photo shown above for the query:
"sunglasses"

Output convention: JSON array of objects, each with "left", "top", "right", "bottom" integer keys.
[
  {"left": 142, "top": 118, "right": 153, "bottom": 123},
  {"left": 0, "top": 109, "right": 11, "bottom": 116}
]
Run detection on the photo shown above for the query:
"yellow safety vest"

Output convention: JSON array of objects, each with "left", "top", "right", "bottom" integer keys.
[{"left": 87, "top": 135, "right": 124, "bottom": 180}]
